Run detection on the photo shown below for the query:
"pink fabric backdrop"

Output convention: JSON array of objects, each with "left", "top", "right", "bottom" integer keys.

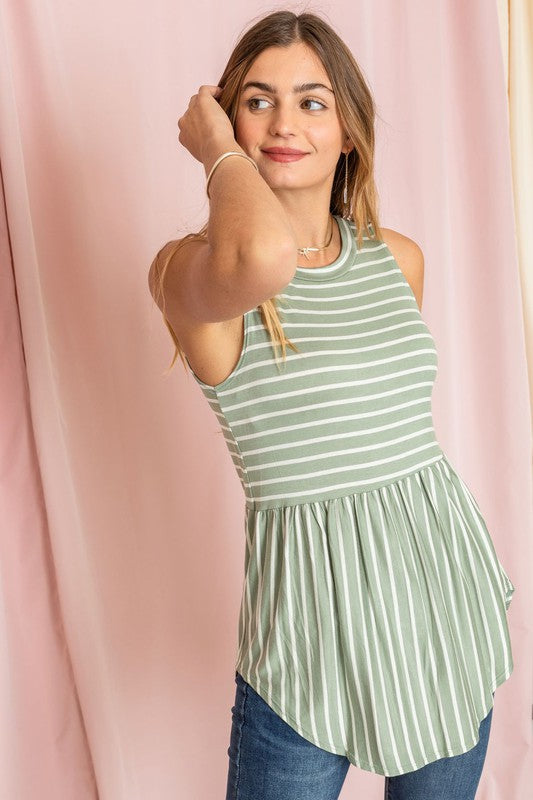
[{"left": 0, "top": 1, "right": 531, "bottom": 797}]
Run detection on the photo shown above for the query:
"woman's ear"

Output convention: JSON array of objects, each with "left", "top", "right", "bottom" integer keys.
[{"left": 343, "top": 136, "right": 354, "bottom": 154}]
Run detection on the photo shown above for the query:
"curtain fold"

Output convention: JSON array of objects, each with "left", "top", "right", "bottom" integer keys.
[
  {"left": 497, "top": 0, "right": 533, "bottom": 405},
  {"left": 0, "top": 161, "right": 98, "bottom": 796}
]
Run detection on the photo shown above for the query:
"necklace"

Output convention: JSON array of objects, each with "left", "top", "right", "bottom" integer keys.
[{"left": 296, "top": 215, "right": 334, "bottom": 260}]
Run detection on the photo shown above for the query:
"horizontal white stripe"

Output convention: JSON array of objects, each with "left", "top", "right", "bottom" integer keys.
[
  {"left": 277, "top": 295, "right": 414, "bottom": 317},
  {"left": 219, "top": 361, "right": 437, "bottom": 408},
  {"left": 248, "top": 308, "right": 421, "bottom": 334},
  {"left": 239, "top": 412, "right": 435, "bottom": 457},
  {"left": 244, "top": 428, "right": 438, "bottom": 478},
  {"left": 229, "top": 385, "right": 435, "bottom": 429},
  {"left": 247, "top": 323, "right": 430, "bottom": 353},
  {"left": 282, "top": 278, "right": 410, "bottom": 304},
  {"left": 247, "top": 450, "right": 445, "bottom": 502}
]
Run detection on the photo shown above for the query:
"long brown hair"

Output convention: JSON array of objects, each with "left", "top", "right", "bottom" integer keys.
[{"left": 150, "top": 9, "right": 383, "bottom": 375}]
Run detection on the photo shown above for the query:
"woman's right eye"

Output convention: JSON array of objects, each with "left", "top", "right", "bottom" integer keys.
[{"left": 247, "top": 98, "right": 270, "bottom": 110}]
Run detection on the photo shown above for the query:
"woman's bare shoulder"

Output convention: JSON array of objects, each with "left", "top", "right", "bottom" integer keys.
[{"left": 380, "top": 227, "right": 424, "bottom": 310}]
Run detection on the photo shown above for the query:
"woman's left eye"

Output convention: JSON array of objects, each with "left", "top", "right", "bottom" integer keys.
[
  {"left": 303, "top": 98, "right": 326, "bottom": 110},
  {"left": 247, "top": 97, "right": 326, "bottom": 111}
]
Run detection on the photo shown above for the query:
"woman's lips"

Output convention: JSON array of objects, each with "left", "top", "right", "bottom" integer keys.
[{"left": 262, "top": 151, "right": 308, "bottom": 163}]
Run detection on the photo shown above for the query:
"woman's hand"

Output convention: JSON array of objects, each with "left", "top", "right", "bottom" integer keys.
[{"left": 177, "top": 85, "right": 237, "bottom": 165}]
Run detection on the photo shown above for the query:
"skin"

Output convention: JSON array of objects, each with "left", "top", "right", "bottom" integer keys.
[{"left": 233, "top": 41, "right": 425, "bottom": 311}]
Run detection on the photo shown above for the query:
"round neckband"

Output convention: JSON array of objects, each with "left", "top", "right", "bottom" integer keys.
[{"left": 293, "top": 215, "right": 356, "bottom": 282}]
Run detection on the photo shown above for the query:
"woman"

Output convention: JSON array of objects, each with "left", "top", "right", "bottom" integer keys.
[{"left": 149, "top": 9, "right": 515, "bottom": 800}]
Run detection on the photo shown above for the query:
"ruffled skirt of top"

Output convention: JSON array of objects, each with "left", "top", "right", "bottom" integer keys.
[{"left": 234, "top": 453, "right": 515, "bottom": 777}]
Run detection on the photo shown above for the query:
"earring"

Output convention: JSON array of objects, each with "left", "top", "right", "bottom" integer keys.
[{"left": 343, "top": 151, "right": 349, "bottom": 216}]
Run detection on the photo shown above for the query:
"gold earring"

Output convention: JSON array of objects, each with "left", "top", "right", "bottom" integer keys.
[{"left": 342, "top": 151, "right": 351, "bottom": 219}]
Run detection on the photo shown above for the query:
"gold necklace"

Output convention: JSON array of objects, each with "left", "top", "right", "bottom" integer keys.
[{"left": 296, "top": 215, "right": 334, "bottom": 260}]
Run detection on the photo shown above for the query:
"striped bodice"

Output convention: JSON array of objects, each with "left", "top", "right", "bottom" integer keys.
[{"left": 188, "top": 215, "right": 444, "bottom": 510}]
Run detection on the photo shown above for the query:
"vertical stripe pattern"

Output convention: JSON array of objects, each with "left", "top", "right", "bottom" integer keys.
[{"left": 186, "top": 216, "right": 515, "bottom": 776}]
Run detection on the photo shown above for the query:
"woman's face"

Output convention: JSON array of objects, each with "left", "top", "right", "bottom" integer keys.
[{"left": 234, "top": 41, "right": 348, "bottom": 194}]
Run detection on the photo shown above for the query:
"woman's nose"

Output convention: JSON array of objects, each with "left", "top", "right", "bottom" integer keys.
[{"left": 268, "top": 104, "right": 299, "bottom": 137}]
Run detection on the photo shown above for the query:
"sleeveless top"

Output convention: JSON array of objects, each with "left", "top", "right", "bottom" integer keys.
[{"left": 185, "top": 215, "right": 515, "bottom": 777}]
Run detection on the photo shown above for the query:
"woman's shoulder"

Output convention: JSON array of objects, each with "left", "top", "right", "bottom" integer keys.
[
  {"left": 379, "top": 227, "right": 423, "bottom": 257},
  {"left": 379, "top": 227, "right": 425, "bottom": 311}
]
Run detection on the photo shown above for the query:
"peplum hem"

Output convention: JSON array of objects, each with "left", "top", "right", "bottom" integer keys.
[
  {"left": 235, "top": 453, "right": 515, "bottom": 777},
  {"left": 237, "top": 664, "right": 511, "bottom": 777}
]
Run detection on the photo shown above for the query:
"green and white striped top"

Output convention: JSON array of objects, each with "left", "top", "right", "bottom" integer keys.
[{"left": 185, "top": 215, "right": 515, "bottom": 777}]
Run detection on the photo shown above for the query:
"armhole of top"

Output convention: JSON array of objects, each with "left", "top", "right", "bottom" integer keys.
[
  {"left": 379, "top": 240, "right": 421, "bottom": 310},
  {"left": 186, "top": 309, "right": 252, "bottom": 392}
]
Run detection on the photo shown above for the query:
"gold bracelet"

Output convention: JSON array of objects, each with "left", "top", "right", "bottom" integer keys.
[{"left": 206, "top": 151, "right": 259, "bottom": 198}]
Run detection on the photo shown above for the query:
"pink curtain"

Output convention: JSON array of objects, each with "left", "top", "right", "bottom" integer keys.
[{"left": 0, "top": 1, "right": 531, "bottom": 797}]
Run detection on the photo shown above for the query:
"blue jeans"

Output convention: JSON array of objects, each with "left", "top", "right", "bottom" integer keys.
[{"left": 225, "top": 672, "right": 493, "bottom": 800}]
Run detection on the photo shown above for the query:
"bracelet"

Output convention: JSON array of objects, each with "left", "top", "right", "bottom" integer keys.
[{"left": 206, "top": 151, "right": 259, "bottom": 198}]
